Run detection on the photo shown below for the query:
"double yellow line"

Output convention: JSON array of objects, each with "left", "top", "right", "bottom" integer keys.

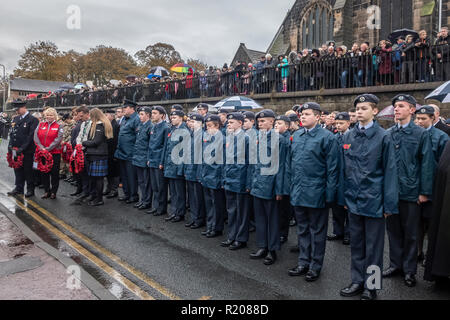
[{"left": 0, "top": 181, "right": 182, "bottom": 300}]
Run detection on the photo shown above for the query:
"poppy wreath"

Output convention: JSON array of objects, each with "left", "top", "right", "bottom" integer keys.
[
  {"left": 6, "top": 147, "right": 24, "bottom": 169},
  {"left": 35, "top": 148, "right": 53, "bottom": 173},
  {"left": 61, "top": 142, "right": 73, "bottom": 163},
  {"left": 69, "top": 144, "right": 84, "bottom": 174}
]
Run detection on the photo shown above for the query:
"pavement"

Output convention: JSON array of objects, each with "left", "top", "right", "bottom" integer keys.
[{"left": 0, "top": 139, "right": 450, "bottom": 300}]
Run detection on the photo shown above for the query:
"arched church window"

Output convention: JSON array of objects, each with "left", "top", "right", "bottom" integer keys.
[{"left": 300, "top": 1, "right": 334, "bottom": 49}]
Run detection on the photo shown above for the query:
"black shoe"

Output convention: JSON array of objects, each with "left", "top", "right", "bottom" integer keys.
[
  {"left": 289, "top": 246, "right": 300, "bottom": 253},
  {"left": 343, "top": 237, "right": 350, "bottom": 245},
  {"left": 88, "top": 200, "right": 104, "bottom": 206},
  {"left": 165, "top": 214, "right": 176, "bottom": 222},
  {"left": 106, "top": 192, "right": 118, "bottom": 199},
  {"left": 201, "top": 230, "right": 211, "bottom": 236},
  {"left": 7, "top": 189, "right": 22, "bottom": 196},
  {"left": 190, "top": 223, "right": 204, "bottom": 229},
  {"left": 289, "top": 218, "right": 297, "bottom": 227},
  {"left": 70, "top": 190, "right": 83, "bottom": 197},
  {"left": 133, "top": 202, "right": 143, "bottom": 208},
  {"left": 404, "top": 274, "right": 416, "bottom": 287},
  {"left": 206, "top": 231, "right": 223, "bottom": 238},
  {"left": 263, "top": 251, "right": 277, "bottom": 265},
  {"left": 305, "top": 270, "right": 320, "bottom": 282},
  {"left": 70, "top": 181, "right": 77, "bottom": 186},
  {"left": 60, "top": 174, "right": 67, "bottom": 180},
  {"left": 146, "top": 208, "right": 157, "bottom": 215},
  {"left": 221, "top": 239, "right": 234, "bottom": 247},
  {"left": 360, "top": 289, "right": 377, "bottom": 300},
  {"left": 185, "top": 221, "right": 195, "bottom": 228},
  {"left": 41, "top": 192, "right": 51, "bottom": 199},
  {"left": 118, "top": 196, "right": 129, "bottom": 202},
  {"left": 249, "top": 225, "right": 256, "bottom": 233},
  {"left": 280, "top": 236, "right": 288, "bottom": 244},
  {"left": 230, "top": 241, "right": 247, "bottom": 251},
  {"left": 138, "top": 204, "right": 152, "bottom": 210},
  {"left": 327, "top": 234, "right": 344, "bottom": 241},
  {"left": 417, "top": 253, "right": 425, "bottom": 263},
  {"left": 340, "top": 283, "right": 364, "bottom": 297},
  {"left": 77, "top": 194, "right": 89, "bottom": 200},
  {"left": 383, "top": 267, "right": 402, "bottom": 278},
  {"left": 103, "top": 190, "right": 111, "bottom": 196},
  {"left": 126, "top": 198, "right": 139, "bottom": 204},
  {"left": 64, "top": 177, "right": 73, "bottom": 182},
  {"left": 250, "top": 248, "right": 268, "bottom": 259},
  {"left": 87, "top": 195, "right": 96, "bottom": 202},
  {"left": 25, "top": 191, "right": 35, "bottom": 198},
  {"left": 171, "top": 216, "right": 184, "bottom": 223},
  {"left": 153, "top": 211, "right": 166, "bottom": 216},
  {"left": 288, "top": 265, "right": 308, "bottom": 277}
]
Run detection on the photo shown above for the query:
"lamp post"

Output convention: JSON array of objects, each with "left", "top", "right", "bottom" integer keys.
[
  {"left": 439, "top": 0, "right": 442, "bottom": 31},
  {"left": 0, "top": 64, "right": 5, "bottom": 112}
]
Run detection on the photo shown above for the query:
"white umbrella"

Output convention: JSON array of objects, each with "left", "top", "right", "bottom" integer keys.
[
  {"left": 214, "top": 96, "right": 263, "bottom": 111},
  {"left": 425, "top": 80, "right": 450, "bottom": 103},
  {"left": 377, "top": 104, "right": 422, "bottom": 121}
]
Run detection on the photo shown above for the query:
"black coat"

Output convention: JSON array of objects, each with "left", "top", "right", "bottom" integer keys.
[
  {"left": 435, "top": 120, "right": 450, "bottom": 137},
  {"left": 71, "top": 120, "right": 82, "bottom": 147},
  {"left": 107, "top": 119, "right": 120, "bottom": 177},
  {"left": 82, "top": 122, "right": 108, "bottom": 161},
  {"left": 8, "top": 113, "right": 39, "bottom": 154},
  {"left": 424, "top": 141, "right": 450, "bottom": 281}
]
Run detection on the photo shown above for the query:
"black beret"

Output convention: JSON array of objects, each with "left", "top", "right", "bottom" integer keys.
[
  {"left": 170, "top": 110, "right": 185, "bottom": 117},
  {"left": 61, "top": 113, "right": 71, "bottom": 121},
  {"left": 292, "top": 105, "right": 302, "bottom": 112},
  {"left": 139, "top": 106, "right": 152, "bottom": 114},
  {"left": 227, "top": 112, "right": 244, "bottom": 122},
  {"left": 218, "top": 108, "right": 231, "bottom": 114},
  {"left": 288, "top": 113, "right": 299, "bottom": 122},
  {"left": 243, "top": 111, "right": 255, "bottom": 120},
  {"left": 415, "top": 105, "right": 435, "bottom": 115},
  {"left": 11, "top": 99, "right": 27, "bottom": 110},
  {"left": 392, "top": 94, "right": 417, "bottom": 107},
  {"left": 196, "top": 103, "right": 209, "bottom": 110},
  {"left": 354, "top": 94, "right": 380, "bottom": 107},
  {"left": 301, "top": 102, "right": 321, "bottom": 112},
  {"left": 105, "top": 109, "right": 116, "bottom": 114},
  {"left": 335, "top": 112, "right": 350, "bottom": 121},
  {"left": 189, "top": 113, "right": 204, "bottom": 122},
  {"left": 123, "top": 99, "right": 137, "bottom": 108},
  {"left": 205, "top": 115, "right": 221, "bottom": 123},
  {"left": 321, "top": 110, "right": 330, "bottom": 115},
  {"left": 171, "top": 104, "right": 183, "bottom": 111},
  {"left": 152, "top": 106, "right": 166, "bottom": 114},
  {"left": 255, "top": 109, "right": 276, "bottom": 119},
  {"left": 275, "top": 115, "right": 291, "bottom": 124}
]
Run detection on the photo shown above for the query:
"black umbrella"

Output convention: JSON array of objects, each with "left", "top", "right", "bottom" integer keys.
[{"left": 388, "top": 29, "right": 419, "bottom": 43}]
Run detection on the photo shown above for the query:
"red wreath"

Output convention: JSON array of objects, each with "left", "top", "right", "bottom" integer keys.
[
  {"left": 61, "top": 142, "right": 73, "bottom": 163},
  {"left": 35, "top": 148, "right": 54, "bottom": 173},
  {"left": 6, "top": 147, "right": 24, "bottom": 169},
  {"left": 69, "top": 144, "right": 85, "bottom": 174}
]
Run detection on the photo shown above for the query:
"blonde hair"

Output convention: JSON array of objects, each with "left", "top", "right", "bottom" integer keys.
[
  {"left": 89, "top": 108, "right": 113, "bottom": 139},
  {"left": 43, "top": 108, "right": 58, "bottom": 120},
  {"left": 285, "top": 110, "right": 296, "bottom": 116}
]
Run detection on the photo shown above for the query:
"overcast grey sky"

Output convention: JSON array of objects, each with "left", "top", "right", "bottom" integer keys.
[{"left": 0, "top": 0, "right": 294, "bottom": 75}]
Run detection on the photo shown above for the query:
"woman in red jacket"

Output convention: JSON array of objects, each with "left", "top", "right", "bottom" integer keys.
[{"left": 34, "top": 107, "right": 64, "bottom": 199}]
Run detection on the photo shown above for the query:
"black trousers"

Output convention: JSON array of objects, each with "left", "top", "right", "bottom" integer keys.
[
  {"left": 203, "top": 187, "right": 226, "bottom": 233},
  {"left": 105, "top": 176, "right": 119, "bottom": 194},
  {"left": 136, "top": 166, "right": 152, "bottom": 205},
  {"left": 149, "top": 167, "right": 168, "bottom": 214},
  {"left": 418, "top": 201, "right": 433, "bottom": 256},
  {"left": 225, "top": 190, "right": 251, "bottom": 243},
  {"left": 294, "top": 206, "right": 328, "bottom": 272},
  {"left": 119, "top": 159, "right": 138, "bottom": 200},
  {"left": 278, "top": 195, "right": 293, "bottom": 238},
  {"left": 41, "top": 154, "right": 61, "bottom": 194},
  {"left": 14, "top": 152, "right": 35, "bottom": 193},
  {"left": 331, "top": 204, "right": 350, "bottom": 238},
  {"left": 386, "top": 200, "right": 420, "bottom": 275},
  {"left": 254, "top": 197, "right": 280, "bottom": 251},
  {"left": 349, "top": 213, "right": 385, "bottom": 289},
  {"left": 186, "top": 181, "right": 206, "bottom": 225},
  {"left": 168, "top": 178, "right": 186, "bottom": 217}
]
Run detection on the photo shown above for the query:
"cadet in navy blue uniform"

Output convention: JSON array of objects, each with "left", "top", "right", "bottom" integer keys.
[
  {"left": 162, "top": 110, "right": 189, "bottom": 223},
  {"left": 146, "top": 106, "right": 169, "bottom": 216},
  {"left": 7, "top": 100, "right": 39, "bottom": 197},
  {"left": 249, "top": 109, "right": 285, "bottom": 265},
  {"left": 414, "top": 105, "right": 449, "bottom": 265},
  {"left": 327, "top": 112, "right": 351, "bottom": 245},
  {"left": 339, "top": 94, "right": 399, "bottom": 300},
  {"left": 218, "top": 108, "right": 230, "bottom": 136},
  {"left": 201, "top": 115, "right": 226, "bottom": 238},
  {"left": 288, "top": 113, "right": 300, "bottom": 134},
  {"left": 114, "top": 99, "right": 141, "bottom": 203},
  {"left": 384, "top": 94, "right": 435, "bottom": 287},
  {"left": 274, "top": 115, "right": 292, "bottom": 245},
  {"left": 132, "top": 107, "right": 153, "bottom": 210},
  {"left": 242, "top": 111, "right": 257, "bottom": 233},
  {"left": 288, "top": 102, "right": 339, "bottom": 282},
  {"left": 221, "top": 112, "right": 252, "bottom": 250},
  {"left": 184, "top": 113, "right": 206, "bottom": 229}
]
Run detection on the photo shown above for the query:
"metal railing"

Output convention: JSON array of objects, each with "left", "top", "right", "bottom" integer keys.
[{"left": 16, "top": 43, "right": 450, "bottom": 110}]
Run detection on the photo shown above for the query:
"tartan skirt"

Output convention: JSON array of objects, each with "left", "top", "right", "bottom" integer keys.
[{"left": 87, "top": 159, "right": 108, "bottom": 177}]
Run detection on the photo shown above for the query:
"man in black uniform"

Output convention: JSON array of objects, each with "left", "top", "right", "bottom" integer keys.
[{"left": 7, "top": 100, "right": 39, "bottom": 197}]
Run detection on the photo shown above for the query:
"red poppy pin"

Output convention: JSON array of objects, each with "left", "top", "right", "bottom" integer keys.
[
  {"left": 168, "top": 133, "right": 171, "bottom": 137},
  {"left": 343, "top": 144, "right": 351, "bottom": 150},
  {"left": 226, "top": 143, "right": 230, "bottom": 148},
  {"left": 290, "top": 136, "right": 293, "bottom": 142}
]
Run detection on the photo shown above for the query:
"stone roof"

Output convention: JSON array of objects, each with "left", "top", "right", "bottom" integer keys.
[{"left": 9, "top": 78, "right": 73, "bottom": 93}]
